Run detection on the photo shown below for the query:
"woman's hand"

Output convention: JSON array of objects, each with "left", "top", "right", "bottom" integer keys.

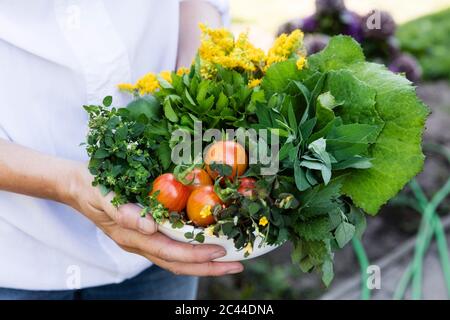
[{"left": 65, "top": 163, "right": 244, "bottom": 276}]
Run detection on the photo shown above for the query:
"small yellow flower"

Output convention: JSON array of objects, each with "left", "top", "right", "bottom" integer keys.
[
  {"left": 159, "top": 70, "right": 172, "bottom": 83},
  {"left": 176, "top": 67, "right": 190, "bottom": 76},
  {"left": 259, "top": 216, "right": 269, "bottom": 227},
  {"left": 199, "top": 205, "right": 212, "bottom": 219},
  {"left": 248, "top": 78, "right": 262, "bottom": 88},
  {"left": 117, "top": 83, "right": 136, "bottom": 92},
  {"left": 205, "top": 226, "right": 214, "bottom": 236},
  {"left": 244, "top": 242, "right": 253, "bottom": 255},
  {"left": 296, "top": 56, "right": 307, "bottom": 70}
]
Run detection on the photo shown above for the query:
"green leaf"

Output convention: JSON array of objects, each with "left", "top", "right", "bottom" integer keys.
[
  {"left": 335, "top": 222, "right": 355, "bottom": 248},
  {"left": 316, "top": 91, "right": 339, "bottom": 129},
  {"left": 209, "top": 163, "right": 233, "bottom": 177},
  {"left": 295, "top": 217, "right": 331, "bottom": 241},
  {"left": 247, "top": 202, "right": 261, "bottom": 215},
  {"left": 163, "top": 99, "right": 179, "bottom": 122},
  {"left": 294, "top": 160, "right": 311, "bottom": 191},
  {"left": 93, "top": 148, "right": 109, "bottom": 159},
  {"left": 184, "top": 232, "right": 194, "bottom": 239},
  {"left": 326, "top": 70, "right": 384, "bottom": 142},
  {"left": 333, "top": 156, "right": 372, "bottom": 170},
  {"left": 341, "top": 63, "right": 429, "bottom": 214},
  {"left": 262, "top": 60, "right": 304, "bottom": 96},
  {"left": 348, "top": 205, "right": 367, "bottom": 239},
  {"left": 103, "top": 96, "right": 113, "bottom": 107},
  {"left": 126, "top": 96, "right": 161, "bottom": 121},
  {"left": 194, "top": 232, "right": 205, "bottom": 243},
  {"left": 216, "top": 91, "right": 229, "bottom": 111},
  {"left": 298, "top": 178, "right": 343, "bottom": 218},
  {"left": 327, "top": 123, "right": 379, "bottom": 144},
  {"left": 157, "top": 141, "right": 172, "bottom": 170},
  {"left": 321, "top": 259, "right": 334, "bottom": 287},
  {"left": 308, "top": 36, "right": 365, "bottom": 72}
]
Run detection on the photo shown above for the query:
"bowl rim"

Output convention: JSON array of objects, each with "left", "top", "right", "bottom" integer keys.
[{"left": 158, "top": 219, "right": 236, "bottom": 241}]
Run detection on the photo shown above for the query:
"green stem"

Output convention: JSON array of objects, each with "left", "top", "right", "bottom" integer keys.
[
  {"left": 410, "top": 179, "right": 450, "bottom": 298},
  {"left": 411, "top": 178, "right": 450, "bottom": 299},
  {"left": 393, "top": 217, "right": 436, "bottom": 299},
  {"left": 352, "top": 237, "right": 371, "bottom": 300}
]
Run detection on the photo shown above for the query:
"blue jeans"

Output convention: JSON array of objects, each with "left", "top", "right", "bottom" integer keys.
[{"left": 0, "top": 266, "right": 198, "bottom": 300}]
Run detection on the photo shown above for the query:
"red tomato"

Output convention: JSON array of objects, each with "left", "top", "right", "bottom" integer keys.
[
  {"left": 186, "top": 186, "right": 222, "bottom": 227},
  {"left": 184, "top": 168, "right": 213, "bottom": 192},
  {"left": 150, "top": 173, "right": 190, "bottom": 212},
  {"left": 204, "top": 140, "right": 248, "bottom": 181},
  {"left": 238, "top": 177, "right": 257, "bottom": 197}
]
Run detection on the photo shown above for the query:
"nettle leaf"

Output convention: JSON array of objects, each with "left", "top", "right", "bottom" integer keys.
[
  {"left": 335, "top": 221, "right": 355, "bottom": 248},
  {"left": 321, "top": 259, "right": 334, "bottom": 287},
  {"left": 295, "top": 216, "right": 332, "bottom": 241},
  {"left": 298, "top": 178, "right": 343, "bottom": 218},
  {"left": 348, "top": 205, "right": 367, "bottom": 239}
]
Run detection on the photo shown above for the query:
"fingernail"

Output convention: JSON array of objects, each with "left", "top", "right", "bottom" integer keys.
[
  {"left": 226, "top": 266, "right": 244, "bottom": 274},
  {"left": 138, "top": 218, "right": 154, "bottom": 234},
  {"left": 210, "top": 250, "right": 226, "bottom": 260}
]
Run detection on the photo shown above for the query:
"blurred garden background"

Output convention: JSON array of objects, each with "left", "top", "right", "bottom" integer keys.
[{"left": 199, "top": 0, "right": 450, "bottom": 300}]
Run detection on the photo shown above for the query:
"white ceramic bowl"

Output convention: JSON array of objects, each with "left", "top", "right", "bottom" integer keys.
[{"left": 157, "top": 220, "right": 281, "bottom": 262}]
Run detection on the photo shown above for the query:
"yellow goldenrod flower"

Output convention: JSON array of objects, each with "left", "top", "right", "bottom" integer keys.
[
  {"left": 248, "top": 78, "right": 262, "bottom": 88},
  {"left": 117, "top": 83, "right": 136, "bottom": 92},
  {"left": 134, "top": 72, "right": 160, "bottom": 95},
  {"left": 259, "top": 216, "right": 269, "bottom": 227},
  {"left": 198, "top": 24, "right": 266, "bottom": 77},
  {"left": 265, "top": 29, "right": 304, "bottom": 71},
  {"left": 159, "top": 70, "right": 172, "bottom": 83},
  {"left": 176, "top": 67, "right": 190, "bottom": 76},
  {"left": 244, "top": 242, "right": 253, "bottom": 255},
  {"left": 199, "top": 205, "right": 212, "bottom": 219},
  {"left": 296, "top": 56, "right": 307, "bottom": 70}
]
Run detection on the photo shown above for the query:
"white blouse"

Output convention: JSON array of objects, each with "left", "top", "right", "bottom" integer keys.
[{"left": 0, "top": 0, "right": 228, "bottom": 290}]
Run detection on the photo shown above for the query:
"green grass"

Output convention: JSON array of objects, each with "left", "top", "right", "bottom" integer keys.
[{"left": 397, "top": 7, "right": 450, "bottom": 80}]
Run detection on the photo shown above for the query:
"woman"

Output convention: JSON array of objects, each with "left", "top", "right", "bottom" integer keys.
[{"left": 0, "top": 0, "right": 243, "bottom": 300}]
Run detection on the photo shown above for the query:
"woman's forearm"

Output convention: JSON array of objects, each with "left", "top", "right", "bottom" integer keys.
[
  {"left": 0, "top": 138, "right": 76, "bottom": 204},
  {"left": 177, "top": 0, "right": 222, "bottom": 68}
]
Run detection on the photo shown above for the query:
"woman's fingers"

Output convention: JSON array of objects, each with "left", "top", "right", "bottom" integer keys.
[
  {"left": 117, "top": 203, "right": 157, "bottom": 234},
  {"left": 101, "top": 192, "right": 157, "bottom": 235},
  {"left": 109, "top": 227, "right": 228, "bottom": 264},
  {"left": 147, "top": 254, "right": 244, "bottom": 277},
  {"left": 140, "top": 232, "right": 227, "bottom": 263}
]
